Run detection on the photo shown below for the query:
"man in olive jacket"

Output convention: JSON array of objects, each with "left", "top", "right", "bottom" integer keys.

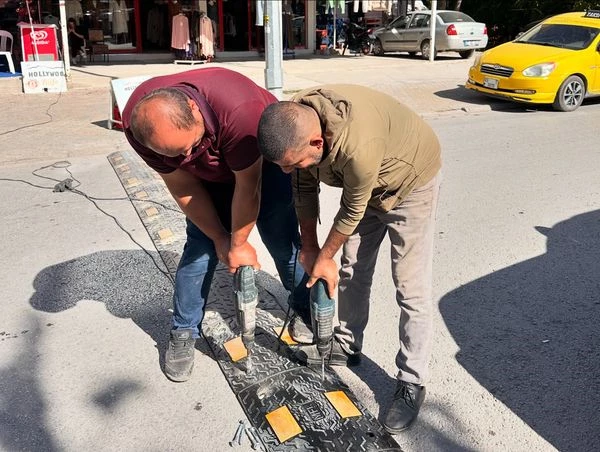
[{"left": 257, "top": 85, "right": 442, "bottom": 433}]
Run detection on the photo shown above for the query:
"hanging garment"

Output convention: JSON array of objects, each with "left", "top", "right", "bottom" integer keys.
[
  {"left": 65, "top": 0, "right": 83, "bottom": 24},
  {"left": 370, "top": 0, "right": 392, "bottom": 14},
  {"left": 255, "top": 0, "right": 263, "bottom": 26},
  {"left": 110, "top": 0, "right": 129, "bottom": 35},
  {"left": 171, "top": 14, "right": 190, "bottom": 50},
  {"left": 327, "top": 0, "right": 345, "bottom": 14},
  {"left": 199, "top": 14, "right": 214, "bottom": 57},
  {"left": 147, "top": 7, "right": 164, "bottom": 45},
  {"left": 356, "top": 1, "right": 373, "bottom": 12}
]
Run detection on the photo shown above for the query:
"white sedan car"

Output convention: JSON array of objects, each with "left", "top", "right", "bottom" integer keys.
[{"left": 372, "top": 10, "right": 488, "bottom": 59}]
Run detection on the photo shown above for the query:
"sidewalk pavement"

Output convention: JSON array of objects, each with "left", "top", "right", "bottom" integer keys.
[{"left": 1, "top": 53, "right": 503, "bottom": 167}]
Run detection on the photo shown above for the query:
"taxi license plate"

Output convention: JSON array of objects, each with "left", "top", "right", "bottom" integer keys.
[{"left": 483, "top": 77, "right": 499, "bottom": 89}]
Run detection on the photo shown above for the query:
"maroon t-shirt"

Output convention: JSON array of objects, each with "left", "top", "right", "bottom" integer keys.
[{"left": 122, "top": 67, "right": 277, "bottom": 183}]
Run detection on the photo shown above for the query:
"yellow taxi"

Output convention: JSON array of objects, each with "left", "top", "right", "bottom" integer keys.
[{"left": 466, "top": 11, "right": 600, "bottom": 111}]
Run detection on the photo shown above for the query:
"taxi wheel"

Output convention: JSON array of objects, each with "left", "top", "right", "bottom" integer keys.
[{"left": 553, "top": 75, "right": 585, "bottom": 112}]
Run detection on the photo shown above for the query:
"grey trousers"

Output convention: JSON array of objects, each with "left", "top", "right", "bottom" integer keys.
[{"left": 335, "top": 171, "right": 441, "bottom": 385}]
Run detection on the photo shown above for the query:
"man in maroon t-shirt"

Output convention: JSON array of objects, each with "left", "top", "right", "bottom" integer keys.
[{"left": 122, "top": 68, "right": 311, "bottom": 382}]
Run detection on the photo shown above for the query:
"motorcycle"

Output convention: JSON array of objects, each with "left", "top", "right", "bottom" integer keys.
[{"left": 341, "top": 21, "right": 373, "bottom": 56}]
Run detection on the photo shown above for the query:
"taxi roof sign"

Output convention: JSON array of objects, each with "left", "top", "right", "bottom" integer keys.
[{"left": 584, "top": 10, "right": 600, "bottom": 19}]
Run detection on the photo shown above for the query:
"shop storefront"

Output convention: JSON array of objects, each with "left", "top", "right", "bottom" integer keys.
[
  {"left": 0, "top": 0, "right": 402, "bottom": 63},
  {"left": 30, "top": 0, "right": 312, "bottom": 57}
]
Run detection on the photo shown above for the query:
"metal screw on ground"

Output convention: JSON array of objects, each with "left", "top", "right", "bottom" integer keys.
[
  {"left": 229, "top": 420, "right": 245, "bottom": 447},
  {"left": 236, "top": 420, "right": 247, "bottom": 446},
  {"left": 245, "top": 426, "right": 259, "bottom": 450}
]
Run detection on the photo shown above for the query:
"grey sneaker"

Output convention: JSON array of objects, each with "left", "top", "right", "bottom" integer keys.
[
  {"left": 288, "top": 314, "right": 314, "bottom": 344},
  {"left": 294, "top": 338, "right": 361, "bottom": 367},
  {"left": 164, "top": 329, "right": 196, "bottom": 382}
]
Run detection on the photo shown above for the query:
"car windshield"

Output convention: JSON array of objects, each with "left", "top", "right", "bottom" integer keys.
[
  {"left": 438, "top": 12, "right": 474, "bottom": 23},
  {"left": 515, "top": 23, "right": 600, "bottom": 50}
]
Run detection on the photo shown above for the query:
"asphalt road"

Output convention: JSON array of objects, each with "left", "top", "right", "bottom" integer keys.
[{"left": 1, "top": 68, "right": 600, "bottom": 451}]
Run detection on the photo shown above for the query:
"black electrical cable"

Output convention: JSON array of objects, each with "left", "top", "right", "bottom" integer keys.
[
  {"left": 0, "top": 92, "right": 62, "bottom": 136},
  {"left": 0, "top": 161, "right": 176, "bottom": 284},
  {"left": 277, "top": 245, "right": 299, "bottom": 347}
]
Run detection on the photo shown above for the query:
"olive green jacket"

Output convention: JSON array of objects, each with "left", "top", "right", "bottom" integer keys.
[{"left": 291, "top": 84, "right": 442, "bottom": 235}]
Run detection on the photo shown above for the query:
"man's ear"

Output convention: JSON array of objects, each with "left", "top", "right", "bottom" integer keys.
[
  {"left": 309, "top": 136, "right": 324, "bottom": 149},
  {"left": 187, "top": 98, "right": 198, "bottom": 111}
]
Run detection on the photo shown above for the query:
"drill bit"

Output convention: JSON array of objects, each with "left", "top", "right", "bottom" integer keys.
[{"left": 321, "top": 356, "right": 325, "bottom": 381}]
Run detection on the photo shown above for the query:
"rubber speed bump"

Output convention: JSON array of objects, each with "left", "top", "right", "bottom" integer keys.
[
  {"left": 223, "top": 336, "right": 248, "bottom": 362},
  {"left": 265, "top": 405, "right": 303, "bottom": 443},
  {"left": 272, "top": 325, "right": 298, "bottom": 345},
  {"left": 325, "top": 391, "right": 362, "bottom": 418}
]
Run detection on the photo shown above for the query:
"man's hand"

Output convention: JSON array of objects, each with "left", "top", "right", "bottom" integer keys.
[
  {"left": 228, "top": 241, "right": 260, "bottom": 273},
  {"left": 214, "top": 235, "right": 231, "bottom": 268},
  {"left": 299, "top": 246, "right": 320, "bottom": 275},
  {"left": 306, "top": 255, "right": 338, "bottom": 297}
]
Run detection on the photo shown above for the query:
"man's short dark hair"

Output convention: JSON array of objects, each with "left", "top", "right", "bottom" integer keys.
[
  {"left": 129, "top": 87, "right": 195, "bottom": 147},
  {"left": 257, "top": 101, "right": 307, "bottom": 162}
]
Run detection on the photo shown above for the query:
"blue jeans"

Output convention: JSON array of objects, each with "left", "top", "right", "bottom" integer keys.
[{"left": 172, "top": 161, "right": 310, "bottom": 337}]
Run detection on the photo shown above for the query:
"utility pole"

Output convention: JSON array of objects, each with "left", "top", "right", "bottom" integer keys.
[
  {"left": 263, "top": 1, "right": 283, "bottom": 100},
  {"left": 429, "top": 0, "right": 437, "bottom": 62},
  {"left": 58, "top": 0, "right": 71, "bottom": 78}
]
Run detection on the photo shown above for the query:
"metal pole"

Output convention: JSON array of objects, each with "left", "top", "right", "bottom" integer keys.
[
  {"left": 264, "top": 1, "right": 283, "bottom": 100},
  {"left": 333, "top": 4, "right": 336, "bottom": 51},
  {"left": 429, "top": 0, "right": 437, "bottom": 62},
  {"left": 58, "top": 0, "right": 71, "bottom": 78}
]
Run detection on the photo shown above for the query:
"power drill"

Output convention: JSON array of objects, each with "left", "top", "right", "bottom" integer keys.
[
  {"left": 233, "top": 265, "right": 258, "bottom": 373},
  {"left": 309, "top": 279, "right": 335, "bottom": 381}
]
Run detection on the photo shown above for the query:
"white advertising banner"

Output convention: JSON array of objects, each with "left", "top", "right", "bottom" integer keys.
[{"left": 21, "top": 61, "right": 67, "bottom": 94}]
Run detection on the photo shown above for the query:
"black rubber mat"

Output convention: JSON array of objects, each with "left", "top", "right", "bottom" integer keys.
[{"left": 108, "top": 150, "right": 402, "bottom": 451}]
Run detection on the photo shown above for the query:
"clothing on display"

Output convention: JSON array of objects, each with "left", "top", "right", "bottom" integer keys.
[
  {"left": 110, "top": 0, "right": 129, "bottom": 37},
  {"left": 255, "top": 0, "right": 263, "bottom": 26},
  {"left": 198, "top": 13, "right": 214, "bottom": 58},
  {"left": 282, "top": 3, "right": 295, "bottom": 50},
  {"left": 328, "top": 0, "right": 345, "bottom": 14},
  {"left": 147, "top": 6, "right": 166, "bottom": 47},
  {"left": 43, "top": 14, "right": 60, "bottom": 26},
  {"left": 65, "top": 0, "right": 83, "bottom": 24},
  {"left": 171, "top": 13, "right": 190, "bottom": 50}
]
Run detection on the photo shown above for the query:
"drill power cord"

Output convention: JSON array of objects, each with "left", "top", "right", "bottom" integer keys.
[{"left": 0, "top": 160, "right": 177, "bottom": 283}]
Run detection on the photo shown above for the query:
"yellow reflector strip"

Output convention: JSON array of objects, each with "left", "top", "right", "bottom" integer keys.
[
  {"left": 223, "top": 337, "right": 248, "bottom": 362},
  {"left": 272, "top": 326, "right": 298, "bottom": 345},
  {"left": 325, "top": 391, "right": 362, "bottom": 418},
  {"left": 265, "top": 405, "right": 303, "bottom": 443}
]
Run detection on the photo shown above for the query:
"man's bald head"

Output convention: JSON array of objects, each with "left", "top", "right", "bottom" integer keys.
[{"left": 129, "top": 88, "right": 198, "bottom": 149}]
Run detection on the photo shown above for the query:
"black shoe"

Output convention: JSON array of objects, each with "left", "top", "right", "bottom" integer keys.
[
  {"left": 288, "top": 314, "right": 314, "bottom": 344},
  {"left": 383, "top": 381, "right": 426, "bottom": 433},
  {"left": 294, "top": 338, "right": 361, "bottom": 367},
  {"left": 164, "top": 329, "right": 196, "bottom": 382}
]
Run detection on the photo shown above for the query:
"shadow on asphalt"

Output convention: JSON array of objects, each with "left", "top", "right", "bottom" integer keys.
[
  {"left": 439, "top": 210, "right": 600, "bottom": 451},
  {"left": 373, "top": 52, "right": 466, "bottom": 61},
  {"left": 0, "top": 318, "right": 61, "bottom": 452},
  {"left": 434, "top": 85, "right": 535, "bottom": 112},
  {"left": 435, "top": 85, "right": 600, "bottom": 113},
  {"left": 28, "top": 250, "right": 175, "bottom": 367}
]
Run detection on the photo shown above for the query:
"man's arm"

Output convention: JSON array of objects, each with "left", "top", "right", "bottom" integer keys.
[
  {"left": 309, "top": 227, "right": 349, "bottom": 297},
  {"left": 228, "top": 157, "right": 262, "bottom": 271},
  {"left": 160, "top": 169, "right": 231, "bottom": 265}
]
